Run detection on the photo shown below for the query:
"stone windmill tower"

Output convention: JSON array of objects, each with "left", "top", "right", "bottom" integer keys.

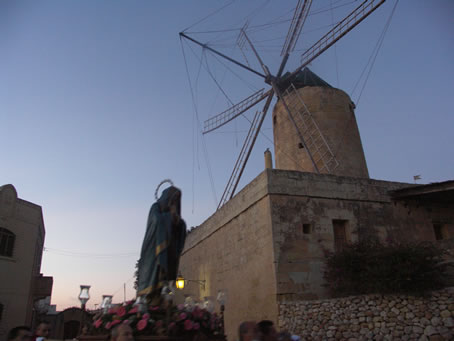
[
  {"left": 181, "top": 0, "right": 385, "bottom": 208},
  {"left": 273, "top": 67, "right": 369, "bottom": 178}
]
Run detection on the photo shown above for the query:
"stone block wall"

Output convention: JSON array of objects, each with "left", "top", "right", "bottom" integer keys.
[
  {"left": 278, "top": 287, "right": 454, "bottom": 341},
  {"left": 267, "top": 170, "right": 454, "bottom": 301},
  {"left": 178, "top": 172, "right": 278, "bottom": 341}
]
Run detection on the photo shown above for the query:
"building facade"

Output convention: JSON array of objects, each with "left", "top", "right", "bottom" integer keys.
[
  {"left": 0, "top": 184, "right": 52, "bottom": 338},
  {"left": 177, "top": 170, "right": 454, "bottom": 340},
  {"left": 177, "top": 69, "right": 454, "bottom": 340}
]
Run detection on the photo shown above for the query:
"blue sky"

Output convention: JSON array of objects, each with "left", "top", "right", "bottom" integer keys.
[{"left": 1, "top": 0, "right": 453, "bottom": 309}]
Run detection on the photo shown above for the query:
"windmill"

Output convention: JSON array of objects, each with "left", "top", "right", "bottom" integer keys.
[{"left": 180, "top": 0, "right": 386, "bottom": 209}]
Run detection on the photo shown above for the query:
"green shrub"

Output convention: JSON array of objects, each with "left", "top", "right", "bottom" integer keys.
[{"left": 323, "top": 240, "right": 447, "bottom": 296}]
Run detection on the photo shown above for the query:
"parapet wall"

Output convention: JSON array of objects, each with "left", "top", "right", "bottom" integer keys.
[{"left": 278, "top": 287, "right": 454, "bottom": 341}]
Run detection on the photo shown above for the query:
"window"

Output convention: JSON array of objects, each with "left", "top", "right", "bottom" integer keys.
[
  {"left": 433, "top": 224, "right": 444, "bottom": 241},
  {"left": 302, "top": 224, "right": 312, "bottom": 234},
  {"left": 0, "top": 228, "right": 15, "bottom": 257},
  {"left": 332, "top": 220, "right": 348, "bottom": 252}
]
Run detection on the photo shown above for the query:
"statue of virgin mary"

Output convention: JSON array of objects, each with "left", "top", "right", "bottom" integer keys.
[{"left": 137, "top": 185, "right": 186, "bottom": 298}]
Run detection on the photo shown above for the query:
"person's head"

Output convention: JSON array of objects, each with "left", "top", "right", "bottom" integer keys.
[
  {"left": 277, "top": 331, "right": 292, "bottom": 341},
  {"left": 110, "top": 324, "right": 134, "bottom": 341},
  {"left": 238, "top": 321, "right": 257, "bottom": 341},
  {"left": 81, "top": 325, "right": 89, "bottom": 335},
  {"left": 35, "top": 322, "right": 50, "bottom": 338},
  {"left": 257, "top": 320, "right": 277, "bottom": 341},
  {"left": 7, "top": 326, "right": 32, "bottom": 341}
]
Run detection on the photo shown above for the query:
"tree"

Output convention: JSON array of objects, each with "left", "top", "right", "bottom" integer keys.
[{"left": 324, "top": 240, "right": 447, "bottom": 296}]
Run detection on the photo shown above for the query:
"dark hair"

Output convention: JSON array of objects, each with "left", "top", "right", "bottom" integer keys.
[
  {"left": 238, "top": 321, "right": 255, "bottom": 341},
  {"left": 257, "top": 320, "right": 274, "bottom": 336},
  {"left": 7, "top": 326, "right": 31, "bottom": 341},
  {"left": 36, "top": 321, "right": 50, "bottom": 327}
]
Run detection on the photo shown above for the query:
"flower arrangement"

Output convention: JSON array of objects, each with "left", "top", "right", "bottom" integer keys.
[{"left": 91, "top": 299, "right": 223, "bottom": 338}]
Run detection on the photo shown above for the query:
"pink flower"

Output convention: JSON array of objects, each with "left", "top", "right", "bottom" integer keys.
[
  {"left": 142, "top": 313, "right": 150, "bottom": 320},
  {"left": 192, "top": 307, "right": 203, "bottom": 319},
  {"left": 177, "top": 304, "right": 184, "bottom": 310},
  {"left": 155, "top": 320, "right": 163, "bottom": 328},
  {"left": 193, "top": 322, "right": 200, "bottom": 330},
  {"left": 93, "top": 319, "right": 102, "bottom": 328},
  {"left": 184, "top": 319, "right": 193, "bottom": 331},
  {"left": 137, "top": 319, "right": 147, "bottom": 331},
  {"left": 179, "top": 312, "right": 187, "bottom": 320},
  {"left": 116, "top": 306, "right": 126, "bottom": 317},
  {"left": 122, "top": 320, "right": 130, "bottom": 325},
  {"left": 111, "top": 320, "right": 121, "bottom": 327},
  {"left": 168, "top": 322, "right": 176, "bottom": 331},
  {"left": 105, "top": 322, "right": 112, "bottom": 330},
  {"left": 150, "top": 305, "right": 159, "bottom": 311},
  {"left": 128, "top": 306, "right": 138, "bottom": 314},
  {"left": 108, "top": 307, "right": 118, "bottom": 314}
]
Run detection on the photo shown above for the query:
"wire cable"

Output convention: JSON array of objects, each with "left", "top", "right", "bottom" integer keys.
[
  {"left": 332, "top": 0, "right": 400, "bottom": 159},
  {"left": 182, "top": 1, "right": 235, "bottom": 33},
  {"left": 112, "top": 275, "right": 135, "bottom": 300},
  {"left": 209, "top": 51, "right": 259, "bottom": 92},
  {"left": 181, "top": 37, "right": 218, "bottom": 206},
  {"left": 355, "top": 0, "right": 399, "bottom": 105},
  {"left": 44, "top": 247, "right": 138, "bottom": 258}
]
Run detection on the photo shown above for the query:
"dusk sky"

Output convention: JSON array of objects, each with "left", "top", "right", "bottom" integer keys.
[{"left": 1, "top": 0, "right": 453, "bottom": 310}]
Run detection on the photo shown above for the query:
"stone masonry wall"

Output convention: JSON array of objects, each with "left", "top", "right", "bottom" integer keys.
[
  {"left": 178, "top": 171, "right": 278, "bottom": 341},
  {"left": 278, "top": 287, "right": 454, "bottom": 341}
]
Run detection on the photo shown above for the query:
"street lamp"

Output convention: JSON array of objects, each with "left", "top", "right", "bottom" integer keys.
[
  {"left": 100, "top": 295, "right": 113, "bottom": 314},
  {"left": 78, "top": 285, "right": 91, "bottom": 310},
  {"left": 174, "top": 273, "right": 205, "bottom": 290},
  {"left": 176, "top": 275, "right": 185, "bottom": 289}
]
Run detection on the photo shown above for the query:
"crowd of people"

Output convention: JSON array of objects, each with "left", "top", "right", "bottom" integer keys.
[
  {"left": 104, "top": 320, "right": 300, "bottom": 341},
  {"left": 7, "top": 322, "right": 50, "bottom": 341},
  {"left": 7, "top": 319, "right": 297, "bottom": 341},
  {"left": 238, "top": 320, "right": 300, "bottom": 341}
]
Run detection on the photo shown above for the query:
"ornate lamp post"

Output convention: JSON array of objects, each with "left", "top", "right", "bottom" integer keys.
[
  {"left": 78, "top": 285, "right": 91, "bottom": 310},
  {"left": 100, "top": 295, "right": 113, "bottom": 314},
  {"left": 78, "top": 285, "right": 90, "bottom": 336}
]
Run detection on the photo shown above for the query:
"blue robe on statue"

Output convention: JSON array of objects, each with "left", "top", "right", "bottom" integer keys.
[{"left": 137, "top": 186, "right": 186, "bottom": 296}]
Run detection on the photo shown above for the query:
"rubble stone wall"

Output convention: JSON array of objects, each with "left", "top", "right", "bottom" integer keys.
[{"left": 278, "top": 287, "right": 454, "bottom": 341}]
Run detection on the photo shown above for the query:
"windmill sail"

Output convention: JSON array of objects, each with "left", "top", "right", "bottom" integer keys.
[
  {"left": 298, "top": 0, "right": 386, "bottom": 72},
  {"left": 281, "top": 0, "right": 312, "bottom": 56},
  {"left": 218, "top": 92, "right": 274, "bottom": 208},
  {"left": 203, "top": 89, "right": 269, "bottom": 134}
]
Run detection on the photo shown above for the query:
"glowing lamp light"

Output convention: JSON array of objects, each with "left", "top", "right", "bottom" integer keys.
[{"left": 176, "top": 275, "right": 185, "bottom": 290}]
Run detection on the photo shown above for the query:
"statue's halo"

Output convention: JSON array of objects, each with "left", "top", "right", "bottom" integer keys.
[{"left": 154, "top": 179, "right": 174, "bottom": 200}]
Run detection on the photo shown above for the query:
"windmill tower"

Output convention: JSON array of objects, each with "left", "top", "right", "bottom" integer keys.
[
  {"left": 181, "top": 0, "right": 385, "bottom": 209},
  {"left": 273, "top": 67, "right": 369, "bottom": 178}
]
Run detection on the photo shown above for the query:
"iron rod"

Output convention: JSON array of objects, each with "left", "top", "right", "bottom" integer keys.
[{"left": 180, "top": 32, "right": 266, "bottom": 79}]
